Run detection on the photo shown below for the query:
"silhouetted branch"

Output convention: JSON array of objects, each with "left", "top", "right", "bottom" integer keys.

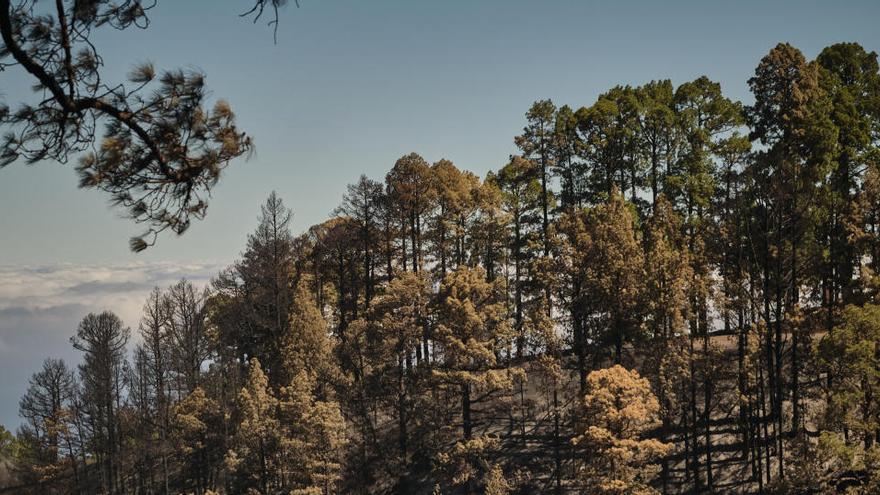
[
  {"left": 241, "top": 0, "right": 296, "bottom": 43},
  {"left": 0, "top": 0, "right": 252, "bottom": 251}
]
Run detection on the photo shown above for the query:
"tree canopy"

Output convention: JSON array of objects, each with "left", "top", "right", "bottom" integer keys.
[{"left": 5, "top": 40, "right": 880, "bottom": 495}]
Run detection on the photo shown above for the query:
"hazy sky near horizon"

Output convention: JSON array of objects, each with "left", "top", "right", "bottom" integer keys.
[{"left": 1, "top": 0, "right": 880, "bottom": 428}]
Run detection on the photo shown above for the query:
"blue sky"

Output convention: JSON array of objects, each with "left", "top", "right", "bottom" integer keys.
[{"left": 1, "top": 0, "right": 879, "bottom": 428}]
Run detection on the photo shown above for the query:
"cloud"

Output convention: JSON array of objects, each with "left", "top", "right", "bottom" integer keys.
[
  {"left": 0, "top": 260, "right": 227, "bottom": 430},
  {"left": 0, "top": 261, "right": 224, "bottom": 333},
  {"left": 65, "top": 280, "right": 152, "bottom": 295}
]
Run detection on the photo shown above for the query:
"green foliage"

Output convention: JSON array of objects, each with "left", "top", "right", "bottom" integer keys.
[{"left": 817, "top": 304, "right": 880, "bottom": 438}]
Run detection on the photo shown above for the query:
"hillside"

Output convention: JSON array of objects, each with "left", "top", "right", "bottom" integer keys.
[{"left": 4, "top": 29, "right": 880, "bottom": 495}]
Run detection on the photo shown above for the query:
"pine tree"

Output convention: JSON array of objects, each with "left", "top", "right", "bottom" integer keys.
[
  {"left": 492, "top": 156, "right": 543, "bottom": 357},
  {"left": 135, "top": 287, "right": 173, "bottom": 493},
  {"left": 71, "top": 311, "right": 129, "bottom": 494},
  {"left": 576, "top": 86, "right": 642, "bottom": 205},
  {"left": 171, "top": 387, "right": 224, "bottom": 493},
  {"left": 281, "top": 279, "right": 340, "bottom": 388},
  {"left": 17, "top": 359, "right": 77, "bottom": 490},
  {"left": 583, "top": 189, "right": 645, "bottom": 364},
  {"left": 429, "top": 159, "right": 481, "bottom": 279},
  {"left": 307, "top": 217, "right": 364, "bottom": 342},
  {"left": 634, "top": 80, "right": 678, "bottom": 209},
  {"left": 214, "top": 192, "right": 295, "bottom": 386},
  {"left": 469, "top": 177, "right": 508, "bottom": 283},
  {"left": 816, "top": 43, "right": 880, "bottom": 332},
  {"left": 817, "top": 304, "right": 880, "bottom": 447},
  {"left": 386, "top": 153, "right": 435, "bottom": 274},
  {"left": 167, "top": 279, "right": 212, "bottom": 395},
  {"left": 278, "top": 370, "right": 347, "bottom": 495},
  {"left": 360, "top": 272, "right": 430, "bottom": 466},
  {"left": 641, "top": 196, "right": 692, "bottom": 492},
  {"left": 226, "top": 358, "right": 281, "bottom": 494},
  {"left": 435, "top": 435, "right": 504, "bottom": 495},
  {"left": 748, "top": 44, "right": 837, "bottom": 472},
  {"left": 553, "top": 104, "right": 582, "bottom": 211},
  {"left": 0, "top": 1, "right": 252, "bottom": 250},
  {"left": 432, "top": 266, "right": 520, "bottom": 440},
  {"left": 516, "top": 100, "right": 558, "bottom": 314},
  {"left": 572, "top": 365, "right": 671, "bottom": 495},
  {"left": 673, "top": 75, "right": 744, "bottom": 490},
  {"left": 337, "top": 175, "right": 386, "bottom": 311}
]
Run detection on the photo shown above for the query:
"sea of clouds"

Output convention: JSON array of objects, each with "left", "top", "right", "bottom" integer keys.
[{"left": 0, "top": 260, "right": 227, "bottom": 430}]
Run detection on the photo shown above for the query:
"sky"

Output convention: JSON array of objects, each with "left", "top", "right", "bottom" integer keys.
[{"left": 1, "top": 0, "right": 879, "bottom": 428}]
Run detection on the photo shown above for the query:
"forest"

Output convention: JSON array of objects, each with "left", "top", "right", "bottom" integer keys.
[{"left": 3, "top": 39, "right": 880, "bottom": 494}]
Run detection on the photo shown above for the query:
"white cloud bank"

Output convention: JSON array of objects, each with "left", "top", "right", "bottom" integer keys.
[{"left": 0, "top": 260, "right": 227, "bottom": 430}]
